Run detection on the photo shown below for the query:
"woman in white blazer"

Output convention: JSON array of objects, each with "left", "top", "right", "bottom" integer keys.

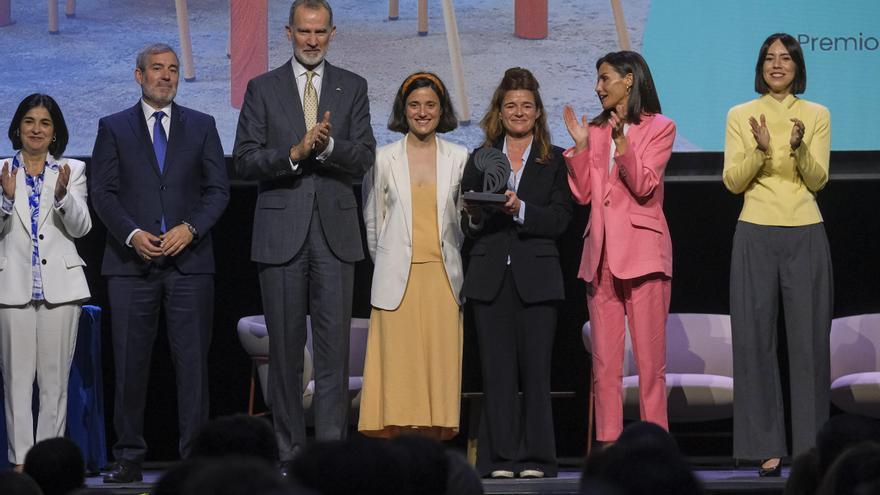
[
  {"left": 0, "top": 94, "right": 91, "bottom": 468},
  {"left": 359, "top": 73, "right": 468, "bottom": 440}
]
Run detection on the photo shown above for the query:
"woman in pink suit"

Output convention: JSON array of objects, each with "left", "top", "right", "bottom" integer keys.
[{"left": 563, "top": 51, "right": 675, "bottom": 444}]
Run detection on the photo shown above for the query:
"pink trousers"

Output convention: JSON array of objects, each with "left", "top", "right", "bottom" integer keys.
[{"left": 587, "top": 252, "right": 670, "bottom": 441}]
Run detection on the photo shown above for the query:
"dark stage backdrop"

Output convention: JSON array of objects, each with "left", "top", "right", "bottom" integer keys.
[{"left": 73, "top": 152, "right": 880, "bottom": 460}]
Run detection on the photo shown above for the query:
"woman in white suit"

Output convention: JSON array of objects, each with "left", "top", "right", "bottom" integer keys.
[
  {"left": 0, "top": 94, "right": 91, "bottom": 468},
  {"left": 359, "top": 72, "right": 468, "bottom": 440}
]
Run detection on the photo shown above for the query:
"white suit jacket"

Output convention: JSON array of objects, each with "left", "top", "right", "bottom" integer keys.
[
  {"left": 362, "top": 135, "right": 467, "bottom": 310},
  {"left": 0, "top": 156, "right": 91, "bottom": 305}
]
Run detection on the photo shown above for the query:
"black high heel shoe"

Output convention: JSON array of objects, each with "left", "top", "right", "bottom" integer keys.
[{"left": 758, "top": 458, "right": 781, "bottom": 477}]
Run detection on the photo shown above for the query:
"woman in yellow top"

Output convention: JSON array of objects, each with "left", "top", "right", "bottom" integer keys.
[
  {"left": 359, "top": 73, "right": 468, "bottom": 440},
  {"left": 723, "top": 33, "right": 832, "bottom": 477}
]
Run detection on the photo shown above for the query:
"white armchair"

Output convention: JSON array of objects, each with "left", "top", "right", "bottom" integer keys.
[
  {"left": 830, "top": 314, "right": 880, "bottom": 418},
  {"left": 237, "top": 315, "right": 370, "bottom": 418},
  {"left": 236, "top": 315, "right": 312, "bottom": 415},
  {"left": 582, "top": 313, "right": 734, "bottom": 451}
]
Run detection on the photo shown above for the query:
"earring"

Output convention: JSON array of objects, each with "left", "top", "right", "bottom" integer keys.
[
  {"left": 15, "top": 129, "right": 19, "bottom": 137},
  {"left": 52, "top": 135, "right": 57, "bottom": 142}
]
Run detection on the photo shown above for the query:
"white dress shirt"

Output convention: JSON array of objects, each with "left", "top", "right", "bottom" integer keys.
[
  {"left": 502, "top": 136, "right": 530, "bottom": 224},
  {"left": 288, "top": 58, "right": 334, "bottom": 169},
  {"left": 125, "top": 99, "right": 173, "bottom": 246},
  {"left": 142, "top": 99, "right": 172, "bottom": 142},
  {"left": 608, "top": 124, "right": 630, "bottom": 173}
]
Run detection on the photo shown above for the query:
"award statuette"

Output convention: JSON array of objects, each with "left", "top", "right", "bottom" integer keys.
[{"left": 462, "top": 147, "right": 510, "bottom": 204}]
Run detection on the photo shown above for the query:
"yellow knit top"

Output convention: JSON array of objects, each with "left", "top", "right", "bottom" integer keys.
[{"left": 723, "top": 94, "right": 830, "bottom": 226}]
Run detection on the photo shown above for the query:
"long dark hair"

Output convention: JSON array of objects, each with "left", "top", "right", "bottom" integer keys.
[
  {"left": 591, "top": 51, "right": 661, "bottom": 126},
  {"left": 480, "top": 67, "right": 553, "bottom": 164},
  {"left": 8, "top": 94, "right": 69, "bottom": 159},
  {"left": 754, "top": 33, "right": 807, "bottom": 95}
]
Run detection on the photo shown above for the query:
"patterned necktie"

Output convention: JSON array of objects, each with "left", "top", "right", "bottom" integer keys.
[
  {"left": 152, "top": 111, "right": 167, "bottom": 172},
  {"left": 303, "top": 71, "right": 318, "bottom": 131},
  {"left": 152, "top": 110, "right": 168, "bottom": 232}
]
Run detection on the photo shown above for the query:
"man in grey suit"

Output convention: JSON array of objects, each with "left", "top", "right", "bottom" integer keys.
[{"left": 232, "top": 0, "right": 375, "bottom": 471}]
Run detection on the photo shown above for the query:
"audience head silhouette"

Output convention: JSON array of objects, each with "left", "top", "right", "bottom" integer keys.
[{"left": 23, "top": 437, "right": 85, "bottom": 495}]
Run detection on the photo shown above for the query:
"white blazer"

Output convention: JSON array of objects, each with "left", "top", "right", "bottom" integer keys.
[
  {"left": 0, "top": 155, "right": 91, "bottom": 305},
  {"left": 362, "top": 135, "right": 468, "bottom": 310}
]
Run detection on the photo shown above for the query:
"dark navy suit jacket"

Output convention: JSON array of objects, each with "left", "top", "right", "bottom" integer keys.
[
  {"left": 90, "top": 102, "right": 229, "bottom": 276},
  {"left": 462, "top": 143, "right": 573, "bottom": 303}
]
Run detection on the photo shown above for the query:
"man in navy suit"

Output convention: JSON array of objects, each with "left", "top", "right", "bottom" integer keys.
[{"left": 90, "top": 43, "right": 229, "bottom": 483}]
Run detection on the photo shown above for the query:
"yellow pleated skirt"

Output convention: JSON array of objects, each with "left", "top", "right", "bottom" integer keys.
[
  {"left": 358, "top": 183, "right": 462, "bottom": 440},
  {"left": 357, "top": 261, "right": 463, "bottom": 440}
]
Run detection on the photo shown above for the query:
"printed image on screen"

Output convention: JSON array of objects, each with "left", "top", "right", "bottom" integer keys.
[{"left": 0, "top": 0, "right": 876, "bottom": 158}]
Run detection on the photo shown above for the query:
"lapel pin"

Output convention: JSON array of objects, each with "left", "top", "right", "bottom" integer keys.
[{"left": 335, "top": 87, "right": 342, "bottom": 92}]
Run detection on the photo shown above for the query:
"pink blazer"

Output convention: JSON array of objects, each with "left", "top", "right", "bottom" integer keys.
[{"left": 565, "top": 113, "right": 675, "bottom": 282}]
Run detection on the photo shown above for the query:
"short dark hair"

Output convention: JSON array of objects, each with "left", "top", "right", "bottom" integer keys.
[
  {"left": 816, "top": 413, "right": 880, "bottom": 477},
  {"left": 582, "top": 440, "right": 703, "bottom": 495},
  {"left": 153, "top": 459, "right": 211, "bottom": 495},
  {"left": 179, "top": 457, "right": 293, "bottom": 495},
  {"left": 817, "top": 442, "right": 880, "bottom": 495},
  {"left": 616, "top": 421, "right": 680, "bottom": 457},
  {"left": 292, "top": 438, "right": 403, "bottom": 495},
  {"left": 480, "top": 67, "right": 553, "bottom": 164},
  {"left": 190, "top": 414, "right": 278, "bottom": 464},
  {"left": 7, "top": 93, "right": 69, "bottom": 159},
  {"left": 23, "top": 437, "right": 85, "bottom": 495},
  {"left": 754, "top": 32, "right": 807, "bottom": 95},
  {"left": 388, "top": 435, "right": 448, "bottom": 495},
  {"left": 0, "top": 471, "right": 42, "bottom": 495},
  {"left": 289, "top": 0, "right": 333, "bottom": 27},
  {"left": 387, "top": 72, "right": 458, "bottom": 134},
  {"left": 136, "top": 42, "right": 178, "bottom": 72},
  {"left": 591, "top": 51, "right": 662, "bottom": 126}
]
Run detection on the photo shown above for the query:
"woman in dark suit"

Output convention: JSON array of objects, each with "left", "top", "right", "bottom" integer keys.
[
  {"left": 462, "top": 67, "right": 572, "bottom": 479},
  {"left": 0, "top": 94, "right": 91, "bottom": 469}
]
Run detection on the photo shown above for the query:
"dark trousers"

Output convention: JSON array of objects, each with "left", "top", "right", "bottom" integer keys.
[
  {"left": 472, "top": 268, "right": 558, "bottom": 476},
  {"left": 108, "top": 266, "right": 213, "bottom": 463},
  {"left": 259, "top": 208, "right": 353, "bottom": 461},
  {"left": 731, "top": 221, "right": 833, "bottom": 459}
]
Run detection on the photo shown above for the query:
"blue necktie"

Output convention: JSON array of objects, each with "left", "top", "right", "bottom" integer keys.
[
  {"left": 152, "top": 111, "right": 167, "bottom": 172},
  {"left": 152, "top": 111, "right": 167, "bottom": 232}
]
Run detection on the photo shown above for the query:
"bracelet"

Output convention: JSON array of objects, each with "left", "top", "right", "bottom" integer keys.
[{"left": 182, "top": 221, "right": 199, "bottom": 239}]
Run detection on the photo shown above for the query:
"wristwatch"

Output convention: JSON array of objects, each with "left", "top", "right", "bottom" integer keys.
[{"left": 182, "top": 221, "right": 199, "bottom": 239}]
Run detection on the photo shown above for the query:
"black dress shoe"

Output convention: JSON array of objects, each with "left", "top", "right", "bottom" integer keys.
[
  {"left": 758, "top": 458, "right": 781, "bottom": 477},
  {"left": 102, "top": 460, "right": 143, "bottom": 483}
]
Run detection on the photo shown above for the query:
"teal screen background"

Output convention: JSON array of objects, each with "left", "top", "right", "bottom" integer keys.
[{"left": 643, "top": 0, "right": 880, "bottom": 151}]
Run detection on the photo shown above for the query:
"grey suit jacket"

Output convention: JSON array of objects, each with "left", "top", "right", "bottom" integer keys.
[{"left": 233, "top": 59, "right": 376, "bottom": 264}]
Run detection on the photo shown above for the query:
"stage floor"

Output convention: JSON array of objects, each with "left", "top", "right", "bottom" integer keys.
[{"left": 83, "top": 466, "right": 789, "bottom": 495}]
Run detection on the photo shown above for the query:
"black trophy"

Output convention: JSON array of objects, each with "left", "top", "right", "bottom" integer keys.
[{"left": 462, "top": 147, "right": 510, "bottom": 204}]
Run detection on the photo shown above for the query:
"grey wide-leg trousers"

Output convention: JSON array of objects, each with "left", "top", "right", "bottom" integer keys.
[{"left": 730, "top": 221, "right": 833, "bottom": 460}]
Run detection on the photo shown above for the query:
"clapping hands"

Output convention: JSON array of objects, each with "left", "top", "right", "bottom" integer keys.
[
  {"left": 748, "top": 114, "right": 771, "bottom": 152},
  {"left": 749, "top": 114, "right": 806, "bottom": 152},
  {"left": 54, "top": 164, "right": 71, "bottom": 202},
  {"left": 289, "top": 111, "right": 332, "bottom": 162},
  {"left": 1, "top": 161, "right": 16, "bottom": 200},
  {"left": 563, "top": 105, "right": 589, "bottom": 154},
  {"left": 608, "top": 105, "right": 628, "bottom": 155},
  {"left": 789, "top": 118, "right": 805, "bottom": 150}
]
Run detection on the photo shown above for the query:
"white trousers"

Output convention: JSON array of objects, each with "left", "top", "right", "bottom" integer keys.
[{"left": 0, "top": 302, "right": 80, "bottom": 464}]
